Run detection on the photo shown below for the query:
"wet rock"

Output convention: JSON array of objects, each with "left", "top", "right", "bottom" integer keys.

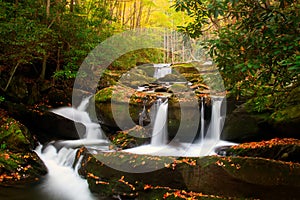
[
  {"left": 221, "top": 104, "right": 272, "bottom": 142},
  {"left": 4, "top": 102, "right": 85, "bottom": 142},
  {"left": 0, "top": 113, "right": 47, "bottom": 186},
  {"left": 109, "top": 125, "right": 150, "bottom": 149},
  {"left": 157, "top": 74, "right": 186, "bottom": 82},
  {"left": 154, "top": 86, "right": 168, "bottom": 93},
  {"left": 225, "top": 138, "right": 300, "bottom": 163},
  {"left": 118, "top": 68, "right": 155, "bottom": 88},
  {"left": 77, "top": 147, "right": 300, "bottom": 199}
]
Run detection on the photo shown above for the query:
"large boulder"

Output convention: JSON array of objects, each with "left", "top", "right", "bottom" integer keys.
[
  {"left": 76, "top": 139, "right": 300, "bottom": 199},
  {"left": 4, "top": 102, "right": 85, "bottom": 143},
  {"left": 222, "top": 86, "right": 300, "bottom": 142},
  {"left": 109, "top": 125, "right": 150, "bottom": 149},
  {"left": 225, "top": 138, "right": 300, "bottom": 163},
  {"left": 0, "top": 112, "right": 47, "bottom": 186},
  {"left": 221, "top": 104, "right": 273, "bottom": 142}
]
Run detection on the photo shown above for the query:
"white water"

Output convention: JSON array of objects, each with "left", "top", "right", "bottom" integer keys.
[
  {"left": 153, "top": 63, "right": 172, "bottom": 79},
  {"left": 150, "top": 99, "right": 168, "bottom": 146},
  {"left": 52, "top": 96, "right": 105, "bottom": 141},
  {"left": 206, "top": 97, "right": 224, "bottom": 141},
  {"left": 125, "top": 96, "right": 235, "bottom": 157},
  {"left": 35, "top": 145, "right": 95, "bottom": 200},
  {"left": 34, "top": 96, "right": 109, "bottom": 200},
  {"left": 200, "top": 97, "right": 205, "bottom": 142}
]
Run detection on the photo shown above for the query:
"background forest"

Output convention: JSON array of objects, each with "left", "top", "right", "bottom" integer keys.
[{"left": 0, "top": 0, "right": 299, "bottom": 113}]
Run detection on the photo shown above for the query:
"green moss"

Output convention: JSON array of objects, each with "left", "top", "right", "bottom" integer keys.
[
  {"left": 94, "top": 87, "right": 113, "bottom": 103},
  {"left": 271, "top": 104, "right": 300, "bottom": 123},
  {"left": 170, "top": 83, "right": 189, "bottom": 93},
  {"left": 137, "top": 65, "right": 155, "bottom": 77},
  {"left": 110, "top": 126, "right": 149, "bottom": 149},
  {"left": 0, "top": 118, "right": 32, "bottom": 152}
]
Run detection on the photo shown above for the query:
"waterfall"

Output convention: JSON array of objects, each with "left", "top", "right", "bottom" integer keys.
[
  {"left": 200, "top": 97, "right": 205, "bottom": 142},
  {"left": 125, "top": 96, "right": 235, "bottom": 157},
  {"left": 52, "top": 96, "right": 104, "bottom": 140},
  {"left": 206, "top": 97, "right": 224, "bottom": 141},
  {"left": 35, "top": 145, "right": 95, "bottom": 200},
  {"left": 33, "top": 96, "right": 110, "bottom": 199},
  {"left": 153, "top": 63, "right": 172, "bottom": 79},
  {"left": 150, "top": 99, "right": 168, "bottom": 146}
]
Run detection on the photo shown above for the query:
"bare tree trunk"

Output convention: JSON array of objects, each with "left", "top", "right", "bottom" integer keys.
[
  {"left": 4, "top": 62, "right": 20, "bottom": 92},
  {"left": 131, "top": 1, "right": 137, "bottom": 29},
  {"left": 46, "top": 0, "right": 50, "bottom": 18},
  {"left": 70, "top": 0, "right": 74, "bottom": 12},
  {"left": 122, "top": 2, "right": 126, "bottom": 26},
  {"left": 136, "top": 1, "right": 143, "bottom": 28},
  {"left": 40, "top": 54, "right": 49, "bottom": 80},
  {"left": 145, "top": 6, "right": 151, "bottom": 25}
]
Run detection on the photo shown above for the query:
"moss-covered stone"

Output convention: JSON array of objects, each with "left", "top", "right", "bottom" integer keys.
[
  {"left": 118, "top": 68, "right": 156, "bottom": 88},
  {"left": 136, "top": 64, "right": 155, "bottom": 77},
  {"left": 77, "top": 148, "right": 300, "bottom": 199},
  {"left": 0, "top": 150, "right": 47, "bottom": 186},
  {"left": 225, "top": 138, "right": 300, "bottom": 163},
  {"left": 169, "top": 83, "right": 189, "bottom": 93},
  {"left": 0, "top": 117, "right": 33, "bottom": 152},
  {"left": 0, "top": 112, "right": 47, "bottom": 186},
  {"left": 110, "top": 125, "right": 150, "bottom": 149}
]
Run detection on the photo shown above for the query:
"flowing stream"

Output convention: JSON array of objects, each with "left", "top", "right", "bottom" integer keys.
[
  {"left": 2, "top": 93, "right": 235, "bottom": 199},
  {"left": 153, "top": 63, "right": 172, "bottom": 79},
  {"left": 31, "top": 96, "right": 109, "bottom": 200},
  {"left": 125, "top": 96, "right": 236, "bottom": 156},
  {"left": 150, "top": 99, "right": 168, "bottom": 146}
]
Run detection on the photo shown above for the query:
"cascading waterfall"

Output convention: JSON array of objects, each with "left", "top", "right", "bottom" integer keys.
[
  {"left": 205, "top": 97, "right": 224, "bottom": 141},
  {"left": 34, "top": 96, "right": 108, "bottom": 200},
  {"left": 52, "top": 96, "right": 103, "bottom": 140},
  {"left": 150, "top": 99, "right": 168, "bottom": 146},
  {"left": 200, "top": 97, "right": 205, "bottom": 142},
  {"left": 153, "top": 63, "right": 172, "bottom": 79},
  {"left": 125, "top": 96, "right": 234, "bottom": 156},
  {"left": 35, "top": 145, "right": 95, "bottom": 200}
]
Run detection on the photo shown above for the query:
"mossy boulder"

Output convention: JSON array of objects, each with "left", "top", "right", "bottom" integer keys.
[
  {"left": 118, "top": 68, "right": 156, "bottom": 88},
  {"left": 77, "top": 146, "right": 300, "bottom": 199},
  {"left": 136, "top": 64, "right": 155, "bottom": 77},
  {"left": 225, "top": 138, "right": 300, "bottom": 163},
  {"left": 0, "top": 117, "right": 33, "bottom": 152},
  {"left": 0, "top": 150, "right": 47, "bottom": 186},
  {"left": 158, "top": 74, "right": 186, "bottom": 82},
  {"left": 109, "top": 125, "right": 150, "bottom": 149},
  {"left": 270, "top": 104, "right": 300, "bottom": 138},
  {"left": 93, "top": 85, "right": 149, "bottom": 131},
  {"left": 0, "top": 113, "right": 47, "bottom": 186},
  {"left": 221, "top": 104, "right": 272, "bottom": 143}
]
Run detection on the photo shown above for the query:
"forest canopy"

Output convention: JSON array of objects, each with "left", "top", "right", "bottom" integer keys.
[
  {"left": 174, "top": 0, "right": 300, "bottom": 111},
  {"left": 0, "top": 0, "right": 299, "bottom": 112}
]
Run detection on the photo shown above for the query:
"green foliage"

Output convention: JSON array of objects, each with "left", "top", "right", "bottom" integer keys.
[
  {"left": 111, "top": 48, "right": 165, "bottom": 70},
  {"left": 0, "top": 96, "right": 4, "bottom": 102},
  {"left": 0, "top": 0, "right": 113, "bottom": 82},
  {"left": 0, "top": 143, "right": 6, "bottom": 150},
  {"left": 174, "top": 0, "right": 300, "bottom": 111}
]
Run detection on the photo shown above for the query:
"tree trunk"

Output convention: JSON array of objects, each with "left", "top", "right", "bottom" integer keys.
[
  {"left": 46, "top": 0, "right": 50, "bottom": 18},
  {"left": 40, "top": 54, "right": 49, "bottom": 80},
  {"left": 4, "top": 62, "right": 20, "bottom": 92},
  {"left": 131, "top": 1, "right": 137, "bottom": 29},
  {"left": 70, "top": 0, "right": 74, "bottom": 12},
  {"left": 122, "top": 2, "right": 126, "bottom": 26},
  {"left": 136, "top": 1, "right": 143, "bottom": 28}
]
